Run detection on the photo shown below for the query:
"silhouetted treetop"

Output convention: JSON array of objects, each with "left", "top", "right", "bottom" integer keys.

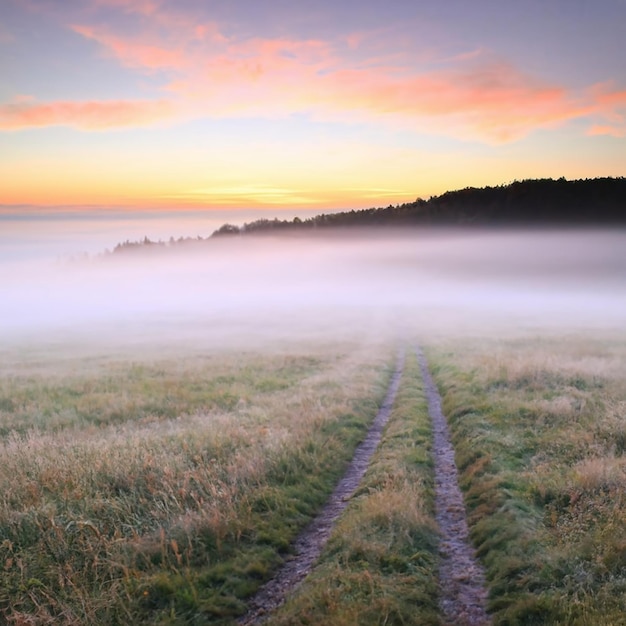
[
  {"left": 210, "top": 177, "right": 626, "bottom": 237},
  {"left": 108, "top": 177, "right": 626, "bottom": 254}
]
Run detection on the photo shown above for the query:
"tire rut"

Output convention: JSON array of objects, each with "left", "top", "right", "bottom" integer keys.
[
  {"left": 239, "top": 349, "right": 405, "bottom": 625},
  {"left": 416, "top": 346, "right": 491, "bottom": 626}
]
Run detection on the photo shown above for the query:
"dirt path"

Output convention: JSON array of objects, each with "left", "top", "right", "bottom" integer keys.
[
  {"left": 239, "top": 350, "right": 405, "bottom": 625},
  {"left": 416, "top": 347, "right": 491, "bottom": 626}
]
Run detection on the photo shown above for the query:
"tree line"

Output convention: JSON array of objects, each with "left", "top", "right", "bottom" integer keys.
[
  {"left": 213, "top": 177, "right": 626, "bottom": 237},
  {"left": 110, "top": 177, "right": 626, "bottom": 254}
]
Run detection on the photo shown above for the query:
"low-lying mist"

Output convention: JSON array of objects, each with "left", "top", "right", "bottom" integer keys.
[{"left": 3, "top": 228, "right": 626, "bottom": 351}]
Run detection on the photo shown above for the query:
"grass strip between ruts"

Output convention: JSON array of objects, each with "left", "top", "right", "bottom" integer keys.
[{"left": 268, "top": 348, "right": 441, "bottom": 626}]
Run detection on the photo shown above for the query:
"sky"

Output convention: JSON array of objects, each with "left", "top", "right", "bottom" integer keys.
[{"left": 1, "top": 0, "right": 626, "bottom": 211}]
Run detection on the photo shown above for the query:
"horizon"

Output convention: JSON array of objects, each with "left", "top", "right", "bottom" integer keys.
[
  {"left": 3, "top": 174, "right": 625, "bottom": 264},
  {"left": 0, "top": 206, "right": 350, "bottom": 263}
]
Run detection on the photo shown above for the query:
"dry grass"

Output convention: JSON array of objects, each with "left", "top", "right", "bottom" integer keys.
[
  {"left": 4, "top": 325, "right": 625, "bottom": 624},
  {"left": 269, "top": 350, "right": 440, "bottom": 626},
  {"left": 426, "top": 331, "right": 626, "bottom": 625},
  {"left": 0, "top": 335, "right": 395, "bottom": 624}
]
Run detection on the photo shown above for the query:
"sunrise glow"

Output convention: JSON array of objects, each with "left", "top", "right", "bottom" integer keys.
[{"left": 1, "top": 0, "right": 625, "bottom": 209}]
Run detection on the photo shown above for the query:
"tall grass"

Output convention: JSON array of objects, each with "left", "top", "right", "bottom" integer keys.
[
  {"left": 426, "top": 333, "right": 626, "bottom": 625},
  {"left": 269, "top": 349, "right": 441, "bottom": 626},
  {"left": 0, "top": 339, "right": 394, "bottom": 624},
  {"left": 5, "top": 329, "right": 623, "bottom": 624}
]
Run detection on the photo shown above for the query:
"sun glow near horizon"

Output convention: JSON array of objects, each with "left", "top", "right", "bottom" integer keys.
[{"left": 1, "top": 0, "right": 625, "bottom": 210}]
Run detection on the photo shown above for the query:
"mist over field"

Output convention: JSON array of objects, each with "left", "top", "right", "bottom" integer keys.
[{"left": 3, "top": 228, "right": 626, "bottom": 348}]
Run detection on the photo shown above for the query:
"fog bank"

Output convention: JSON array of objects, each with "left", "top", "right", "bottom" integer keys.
[{"left": 2, "top": 229, "right": 625, "bottom": 348}]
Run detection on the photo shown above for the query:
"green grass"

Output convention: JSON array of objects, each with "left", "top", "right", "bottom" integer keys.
[
  {"left": 269, "top": 349, "right": 441, "bottom": 626},
  {"left": 0, "top": 354, "right": 322, "bottom": 436},
  {"left": 0, "top": 339, "right": 395, "bottom": 625},
  {"left": 426, "top": 334, "right": 626, "bottom": 625},
  {"left": 4, "top": 329, "right": 625, "bottom": 625}
]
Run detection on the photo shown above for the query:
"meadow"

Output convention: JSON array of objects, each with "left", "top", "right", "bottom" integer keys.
[
  {"left": 0, "top": 332, "right": 396, "bottom": 624},
  {"left": 1, "top": 325, "right": 625, "bottom": 625},
  {"left": 427, "top": 331, "right": 626, "bottom": 625}
]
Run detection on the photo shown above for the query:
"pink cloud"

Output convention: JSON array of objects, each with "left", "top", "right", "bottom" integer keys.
[
  {"left": 0, "top": 98, "right": 175, "bottom": 130},
  {"left": 72, "top": 24, "right": 186, "bottom": 70},
  {"left": 163, "top": 49, "right": 590, "bottom": 143},
  {"left": 587, "top": 124, "right": 626, "bottom": 138},
  {"left": 333, "top": 61, "right": 592, "bottom": 141},
  {"left": 589, "top": 84, "right": 626, "bottom": 122},
  {"left": 345, "top": 33, "right": 363, "bottom": 50},
  {"left": 68, "top": 9, "right": 602, "bottom": 143},
  {"left": 595, "top": 88, "right": 626, "bottom": 109},
  {"left": 10, "top": 4, "right": 626, "bottom": 143},
  {"left": 581, "top": 83, "right": 626, "bottom": 137}
]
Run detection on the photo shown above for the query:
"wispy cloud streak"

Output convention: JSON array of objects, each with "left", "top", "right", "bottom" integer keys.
[
  {"left": 3, "top": 2, "right": 626, "bottom": 142},
  {"left": 0, "top": 98, "right": 174, "bottom": 130}
]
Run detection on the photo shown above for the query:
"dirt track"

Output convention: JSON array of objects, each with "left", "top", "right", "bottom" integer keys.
[
  {"left": 240, "top": 346, "right": 490, "bottom": 625},
  {"left": 238, "top": 349, "right": 405, "bottom": 625},
  {"left": 416, "top": 346, "right": 491, "bottom": 626}
]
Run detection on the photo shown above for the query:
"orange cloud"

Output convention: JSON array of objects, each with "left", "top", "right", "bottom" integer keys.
[
  {"left": 163, "top": 49, "right": 587, "bottom": 142},
  {"left": 589, "top": 84, "right": 626, "bottom": 121},
  {"left": 69, "top": 12, "right": 599, "bottom": 143},
  {"left": 581, "top": 83, "right": 626, "bottom": 137},
  {"left": 71, "top": 24, "right": 186, "bottom": 70},
  {"left": 8, "top": 4, "right": 626, "bottom": 143},
  {"left": 592, "top": 84, "right": 626, "bottom": 103},
  {"left": 323, "top": 61, "right": 591, "bottom": 142},
  {"left": 48, "top": 7, "right": 575, "bottom": 140},
  {"left": 0, "top": 98, "right": 174, "bottom": 130},
  {"left": 587, "top": 124, "right": 626, "bottom": 138}
]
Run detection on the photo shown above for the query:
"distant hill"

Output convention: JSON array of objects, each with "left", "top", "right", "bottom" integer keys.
[
  {"left": 212, "top": 177, "right": 626, "bottom": 237},
  {"left": 109, "top": 177, "right": 626, "bottom": 254}
]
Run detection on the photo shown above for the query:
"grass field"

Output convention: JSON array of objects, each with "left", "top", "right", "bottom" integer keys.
[
  {"left": 0, "top": 334, "right": 395, "bottom": 624},
  {"left": 1, "top": 326, "right": 625, "bottom": 625},
  {"left": 426, "top": 332, "right": 626, "bottom": 625},
  {"left": 269, "top": 348, "right": 440, "bottom": 626}
]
